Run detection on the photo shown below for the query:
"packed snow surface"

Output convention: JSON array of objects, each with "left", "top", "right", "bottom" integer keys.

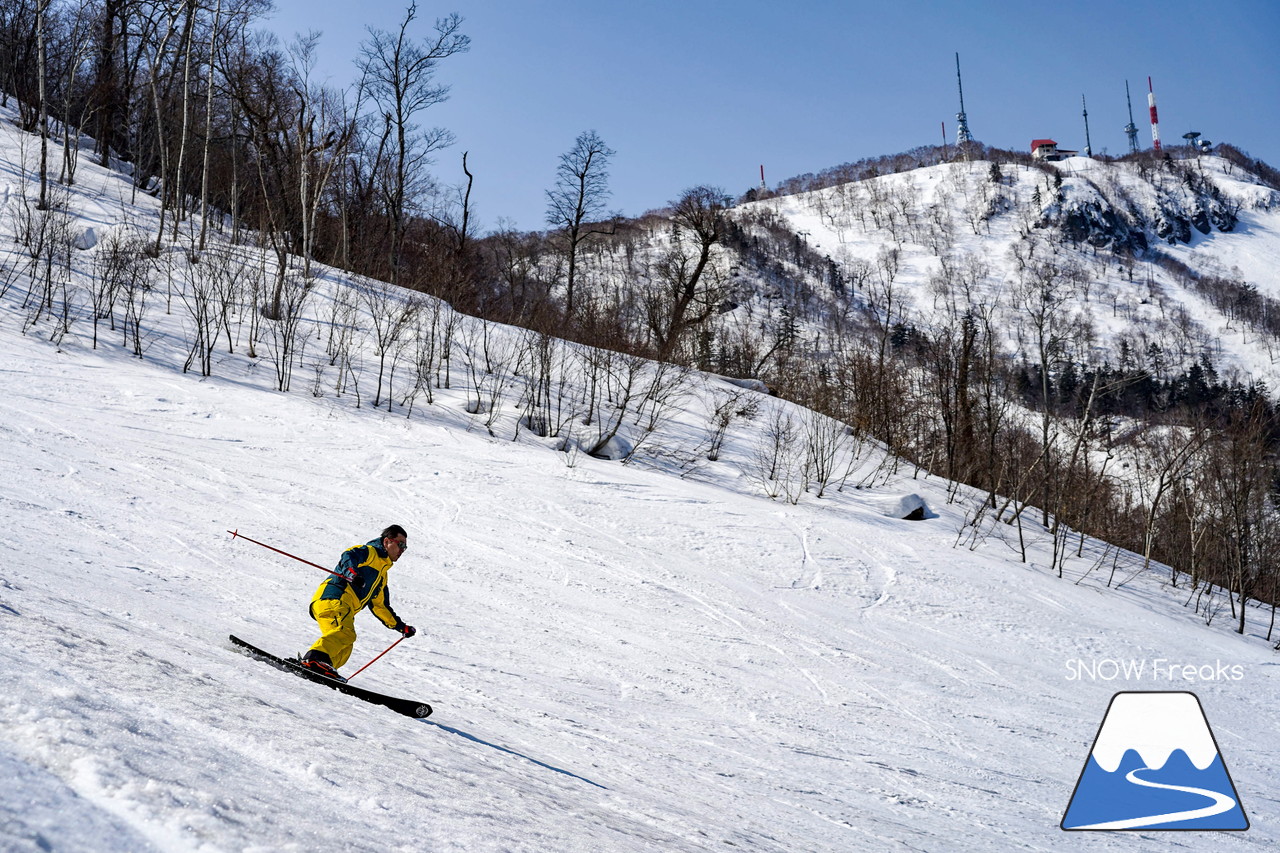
[{"left": 5, "top": 291, "right": 1280, "bottom": 852}]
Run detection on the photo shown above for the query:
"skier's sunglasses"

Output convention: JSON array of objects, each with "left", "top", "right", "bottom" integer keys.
[{"left": 389, "top": 538, "right": 407, "bottom": 552}]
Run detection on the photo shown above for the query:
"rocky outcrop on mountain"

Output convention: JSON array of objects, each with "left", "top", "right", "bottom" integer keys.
[
  {"left": 1056, "top": 199, "right": 1147, "bottom": 253},
  {"left": 1036, "top": 156, "right": 1254, "bottom": 253}
]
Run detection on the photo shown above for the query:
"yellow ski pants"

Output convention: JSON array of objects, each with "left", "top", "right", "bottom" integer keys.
[{"left": 308, "top": 599, "right": 357, "bottom": 669}]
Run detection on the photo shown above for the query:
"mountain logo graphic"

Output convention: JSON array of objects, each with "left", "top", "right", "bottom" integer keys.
[{"left": 1062, "top": 691, "right": 1248, "bottom": 831}]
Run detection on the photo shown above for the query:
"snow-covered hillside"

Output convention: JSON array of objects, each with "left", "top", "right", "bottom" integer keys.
[
  {"left": 2, "top": 114, "right": 1279, "bottom": 851},
  {"left": 732, "top": 152, "right": 1280, "bottom": 387}
]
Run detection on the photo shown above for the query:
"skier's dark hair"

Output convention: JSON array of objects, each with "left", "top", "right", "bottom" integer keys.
[{"left": 381, "top": 524, "right": 407, "bottom": 541}]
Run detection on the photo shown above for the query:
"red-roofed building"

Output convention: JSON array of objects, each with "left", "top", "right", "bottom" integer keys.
[{"left": 1031, "top": 139, "right": 1078, "bottom": 161}]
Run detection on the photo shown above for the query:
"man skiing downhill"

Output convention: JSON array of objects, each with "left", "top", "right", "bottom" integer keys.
[{"left": 298, "top": 525, "right": 416, "bottom": 682}]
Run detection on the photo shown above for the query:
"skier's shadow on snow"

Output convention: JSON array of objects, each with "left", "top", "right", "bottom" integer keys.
[{"left": 422, "top": 720, "right": 608, "bottom": 790}]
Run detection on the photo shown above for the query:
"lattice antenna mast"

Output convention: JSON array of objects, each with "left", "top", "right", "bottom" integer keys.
[
  {"left": 954, "top": 52, "right": 972, "bottom": 147},
  {"left": 1148, "top": 76, "right": 1161, "bottom": 151},
  {"left": 1082, "top": 94, "right": 1093, "bottom": 157},
  {"left": 1123, "top": 80, "right": 1139, "bottom": 154}
]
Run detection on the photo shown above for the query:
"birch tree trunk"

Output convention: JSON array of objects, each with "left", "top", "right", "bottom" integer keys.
[
  {"left": 171, "top": 0, "right": 198, "bottom": 243},
  {"left": 197, "top": 0, "right": 222, "bottom": 252},
  {"left": 36, "top": 0, "right": 52, "bottom": 210}
]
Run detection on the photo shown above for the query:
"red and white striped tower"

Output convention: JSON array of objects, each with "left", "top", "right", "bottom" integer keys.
[{"left": 1148, "top": 76, "right": 1161, "bottom": 151}]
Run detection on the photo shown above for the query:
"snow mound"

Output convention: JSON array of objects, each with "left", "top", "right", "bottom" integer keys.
[
  {"left": 868, "top": 493, "right": 932, "bottom": 520},
  {"left": 589, "top": 433, "right": 633, "bottom": 460},
  {"left": 72, "top": 227, "right": 97, "bottom": 251}
]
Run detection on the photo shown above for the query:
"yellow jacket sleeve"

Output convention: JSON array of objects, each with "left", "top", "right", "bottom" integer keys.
[{"left": 368, "top": 578, "right": 404, "bottom": 631}]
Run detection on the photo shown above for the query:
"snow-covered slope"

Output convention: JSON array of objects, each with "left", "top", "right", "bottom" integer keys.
[
  {"left": 2, "top": 116, "right": 1278, "bottom": 851},
  {"left": 7, "top": 297, "right": 1280, "bottom": 852}
]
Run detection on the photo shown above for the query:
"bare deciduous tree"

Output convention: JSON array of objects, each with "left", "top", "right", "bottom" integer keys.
[
  {"left": 461, "top": 319, "right": 515, "bottom": 436},
  {"left": 34, "top": 0, "right": 53, "bottom": 209},
  {"left": 360, "top": 278, "right": 416, "bottom": 409},
  {"left": 358, "top": 3, "right": 468, "bottom": 285},
  {"left": 803, "top": 409, "right": 852, "bottom": 499},
  {"left": 260, "top": 272, "right": 311, "bottom": 392},
  {"left": 645, "top": 186, "right": 730, "bottom": 362},
  {"left": 582, "top": 349, "right": 646, "bottom": 458},
  {"left": 1012, "top": 250, "right": 1086, "bottom": 526},
  {"left": 287, "top": 33, "right": 352, "bottom": 277},
  {"left": 749, "top": 402, "right": 804, "bottom": 502},
  {"left": 179, "top": 242, "right": 238, "bottom": 374},
  {"left": 1129, "top": 421, "right": 1212, "bottom": 581},
  {"left": 546, "top": 129, "right": 615, "bottom": 319},
  {"left": 703, "top": 387, "right": 759, "bottom": 462}
]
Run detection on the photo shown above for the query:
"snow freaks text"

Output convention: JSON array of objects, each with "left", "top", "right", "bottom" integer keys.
[{"left": 1064, "top": 659, "right": 1245, "bottom": 683}]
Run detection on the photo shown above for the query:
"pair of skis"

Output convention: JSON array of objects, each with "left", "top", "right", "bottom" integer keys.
[{"left": 230, "top": 635, "right": 432, "bottom": 719}]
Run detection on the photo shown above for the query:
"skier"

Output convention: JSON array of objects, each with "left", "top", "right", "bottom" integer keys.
[{"left": 298, "top": 525, "right": 416, "bottom": 682}]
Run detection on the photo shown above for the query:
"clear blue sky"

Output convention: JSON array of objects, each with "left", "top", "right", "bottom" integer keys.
[{"left": 267, "top": 0, "right": 1280, "bottom": 234}]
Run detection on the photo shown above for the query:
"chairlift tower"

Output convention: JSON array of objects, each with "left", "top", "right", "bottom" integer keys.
[
  {"left": 954, "top": 53, "right": 972, "bottom": 148},
  {"left": 1123, "top": 80, "right": 1139, "bottom": 154}
]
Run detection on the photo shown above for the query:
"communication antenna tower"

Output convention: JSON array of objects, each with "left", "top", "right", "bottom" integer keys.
[
  {"left": 1148, "top": 76, "right": 1161, "bottom": 151},
  {"left": 1082, "top": 94, "right": 1093, "bottom": 157},
  {"left": 1123, "top": 80, "right": 1139, "bottom": 154},
  {"left": 954, "top": 53, "right": 972, "bottom": 148}
]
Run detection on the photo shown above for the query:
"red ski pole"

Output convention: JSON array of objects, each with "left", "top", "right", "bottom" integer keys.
[
  {"left": 347, "top": 635, "right": 406, "bottom": 680},
  {"left": 227, "top": 529, "right": 347, "bottom": 580}
]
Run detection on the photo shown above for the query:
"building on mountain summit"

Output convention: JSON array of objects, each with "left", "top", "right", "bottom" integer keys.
[{"left": 1031, "top": 139, "right": 1078, "bottom": 161}]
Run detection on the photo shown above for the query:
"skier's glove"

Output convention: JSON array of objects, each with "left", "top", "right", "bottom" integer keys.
[
  {"left": 336, "top": 566, "right": 357, "bottom": 582},
  {"left": 399, "top": 624, "right": 416, "bottom": 638}
]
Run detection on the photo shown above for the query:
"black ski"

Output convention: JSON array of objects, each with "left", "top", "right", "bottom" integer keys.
[{"left": 229, "top": 635, "right": 433, "bottom": 718}]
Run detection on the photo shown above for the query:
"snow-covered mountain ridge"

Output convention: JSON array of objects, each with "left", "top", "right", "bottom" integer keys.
[{"left": 722, "top": 151, "right": 1280, "bottom": 389}]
